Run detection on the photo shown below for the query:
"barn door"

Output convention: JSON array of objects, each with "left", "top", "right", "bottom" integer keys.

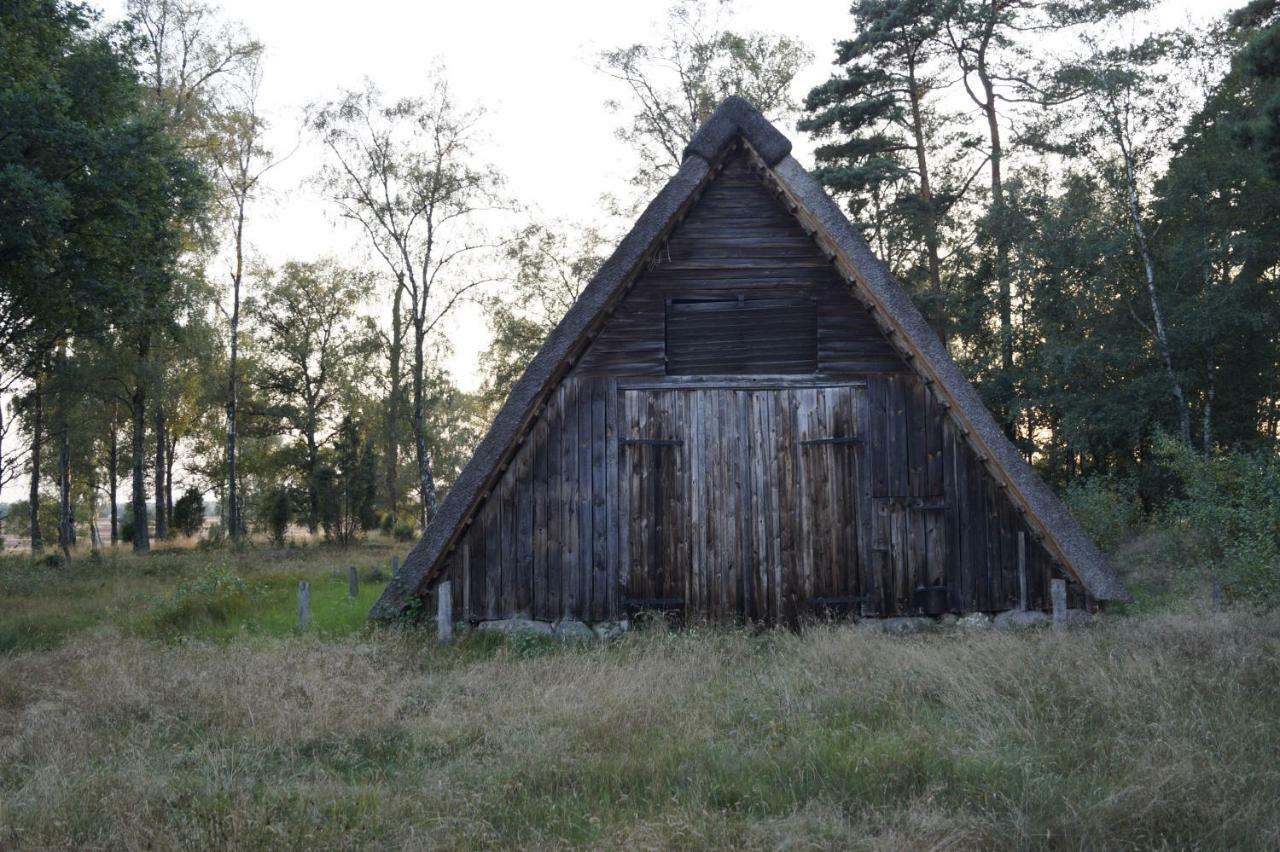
[
  {"left": 620, "top": 388, "right": 751, "bottom": 621},
  {"left": 790, "top": 387, "right": 868, "bottom": 619},
  {"left": 620, "top": 390, "right": 688, "bottom": 615},
  {"left": 622, "top": 385, "right": 868, "bottom": 625}
]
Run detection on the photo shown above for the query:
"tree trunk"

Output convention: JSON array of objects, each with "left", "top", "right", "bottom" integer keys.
[
  {"left": 58, "top": 423, "right": 72, "bottom": 563},
  {"left": 306, "top": 432, "right": 320, "bottom": 535},
  {"left": 166, "top": 431, "right": 176, "bottom": 523},
  {"left": 977, "top": 62, "right": 1012, "bottom": 380},
  {"left": 29, "top": 371, "right": 43, "bottom": 554},
  {"left": 154, "top": 408, "right": 167, "bottom": 540},
  {"left": 384, "top": 279, "right": 405, "bottom": 525},
  {"left": 411, "top": 318, "right": 438, "bottom": 528},
  {"left": 1203, "top": 350, "right": 1214, "bottom": 452},
  {"left": 227, "top": 208, "right": 243, "bottom": 543},
  {"left": 131, "top": 342, "right": 150, "bottom": 553},
  {"left": 108, "top": 410, "right": 119, "bottom": 545},
  {"left": 906, "top": 55, "right": 945, "bottom": 342},
  {"left": 1118, "top": 138, "right": 1192, "bottom": 445}
]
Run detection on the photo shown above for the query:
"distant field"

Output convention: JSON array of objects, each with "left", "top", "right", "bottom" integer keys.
[{"left": 2, "top": 542, "right": 1279, "bottom": 849}]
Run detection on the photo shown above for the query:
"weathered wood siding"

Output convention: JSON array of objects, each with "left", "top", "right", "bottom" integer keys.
[{"left": 437, "top": 149, "right": 1075, "bottom": 624}]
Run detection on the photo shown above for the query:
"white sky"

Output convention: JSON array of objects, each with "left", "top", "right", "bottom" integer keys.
[
  {"left": 0, "top": 0, "right": 1242, "bottom": 504},
  {"left": 98, "top": 0, "right": 1238, "bottom": 388}
]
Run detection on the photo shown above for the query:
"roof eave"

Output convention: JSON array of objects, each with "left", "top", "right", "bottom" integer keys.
[
  {"left": 370, "top": 151, "right": 719, "bottom": 620},
  {"left": 766, "top": 154, "right": 1130, "bottom": 603}
]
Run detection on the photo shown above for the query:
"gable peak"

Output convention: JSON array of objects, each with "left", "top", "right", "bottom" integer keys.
[{"left": 682, "top": 96, "right": 793, "bottom": 167}]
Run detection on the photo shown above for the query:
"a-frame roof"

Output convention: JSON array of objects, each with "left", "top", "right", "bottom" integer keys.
[{"left": 372, "top": 96, "right": 1128, "bottom": 620}]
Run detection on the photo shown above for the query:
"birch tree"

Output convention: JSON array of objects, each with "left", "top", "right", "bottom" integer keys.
[
  {"left": 599, "top": 0, "right": 811, "bottom": 193},
  {"left": 312, "top": 78, "right": 505, "bottom": 528}
]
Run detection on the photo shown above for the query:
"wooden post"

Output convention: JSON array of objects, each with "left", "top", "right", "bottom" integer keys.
[
  {"left": 347, "top": 565, "right": 358, "bottom": 599},
  {"left": 1017, "top": 532, "right": 1027, "bottom": 611},
  {"left": 1050, "top": 578, "right": 1067, "bottom": 631},
  {"left": 297, "top": 580, "right": 311, "bottom": 630},
  {"left": 391, "top": 554, "right": 400, "bottom": 576},
  {"left": 437, "top": 580, "right": 453, "bottom": 642}
]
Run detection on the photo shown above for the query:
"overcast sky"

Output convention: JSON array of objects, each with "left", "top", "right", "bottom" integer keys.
[
  {"left": 95, "top": 0, "right": 1238, "bottom": 386},
  {"left": 0, "top": 0, "right": 1243, "bottom": 505}
]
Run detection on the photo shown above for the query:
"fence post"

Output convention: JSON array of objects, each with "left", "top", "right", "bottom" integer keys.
[
  {"left": 391, "top": 554, "right": 400, "bottom": 577},
  {"left": 297, "top": 580, "right": 311, "bottom": 630},
  {"left": 437, "top": 580, "right": 453, "bottom": 643},
  {"left": 1050, "top": 578, "right": 1067, "bottom": 632},
  {"left": 347, "top": 565, "right": 359, "bottom": 599}
]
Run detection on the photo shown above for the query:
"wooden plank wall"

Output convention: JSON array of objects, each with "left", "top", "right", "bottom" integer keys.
[
  {"left": 434, "top": 146, "right": 1076, "bottom": 624},
  {"left": 574, "top": 153, "right": 901, "bottom": 378}
]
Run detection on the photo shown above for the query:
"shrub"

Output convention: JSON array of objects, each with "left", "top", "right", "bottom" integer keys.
[
  {"left": 3, "top": 497, "right": 60, "bottom": 545},
  {"left": 120, "top": 518, "right": 135, "bottom": 544},
  {"left": 171, "top": 489, "right": 206, "bottom": 538},
  {"left": 1156, "top": 435, "right": 1280, "bottom": 605},
  {"left": 1063, "top": 475, "right": 1143, "bottom": 552},
  {"left": 268, "top": 488, "right": 290, "bottom": 547},
  {"left": 393, "top": 520, "right": 416, "bottom": 542},
  {"left": 199, "top": 523, "right": 226, "bottom": 551},
  {"left": 143, "top": 566, "right": 254, "bottom": 636}
]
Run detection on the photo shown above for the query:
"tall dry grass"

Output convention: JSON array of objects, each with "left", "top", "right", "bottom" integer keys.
[{"left": 2, "top": 607, "right": 1279, "bottom": 849}]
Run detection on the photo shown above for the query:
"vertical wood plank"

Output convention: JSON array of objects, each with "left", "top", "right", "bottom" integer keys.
[
  {"left": 562, "top": 381, "right": 579, "bottom": 618},
  {"left": 546, "top": 386, "right": 563, "bottom": 619},
  {"left": 604, "top": 379, "right": 619, "bottom": 619}
]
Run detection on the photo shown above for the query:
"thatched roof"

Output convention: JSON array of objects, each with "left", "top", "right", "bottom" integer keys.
[{"left": 372, "top": 97, "right": 1127, "bottom": 620}]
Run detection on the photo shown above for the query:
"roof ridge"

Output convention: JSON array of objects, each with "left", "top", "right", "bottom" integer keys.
[{"left": 682, "top": 95, "right": 792, "bottom": 166}]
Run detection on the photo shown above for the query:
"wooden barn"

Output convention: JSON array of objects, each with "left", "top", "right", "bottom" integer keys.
[{"left": 373, "top": 97, "right": 1128, "bottom": 630}]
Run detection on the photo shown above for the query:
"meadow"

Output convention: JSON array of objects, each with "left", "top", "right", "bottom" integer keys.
[{"left": 2, "top": 537, "right": 1279, "bottom": 849}]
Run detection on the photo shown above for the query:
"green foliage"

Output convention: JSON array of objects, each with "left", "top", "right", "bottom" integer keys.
[
  {"left": 199, "top": 522, "right": 225, "bottom": 550},
  {"left": 267, "top": 487, "right": 290, "bottom": 547},
  {"left": 316, "top": 415, "right": 378, "bottom": 546},
  {"left": 1156, "top": 436, "right": 1280, "bottom": 604},
  {"left": 1063, "top": 475, "right": 1144, "bottom": 552},
  {"left": 142, "top": 566, "right": 256, "bottom": 637},
  {"left": 393, "top": 521, "right": 416, "bottom": 542},
  {"left": 2, "top": 498, "right": 59, "bottom": 546},
  {"left": 119, "top": 518, "right": 134, "bottom": 545},
  {"left": 171, "top": 488, "right": 205, "bottom": 538}
]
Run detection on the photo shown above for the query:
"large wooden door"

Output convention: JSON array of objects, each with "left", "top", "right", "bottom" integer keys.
[{"left": 621, "top": 385, "right": 867, "bottom": 624}]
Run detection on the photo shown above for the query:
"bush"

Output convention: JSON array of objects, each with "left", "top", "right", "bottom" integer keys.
[
  {"left": 1156, "top": 435, "right": 1280, "bottom": 605},
  {"left": 120, "top": 519, "right": 135, "bottom": 544},
  {"left": 199, "top": 523, "right": 225, "bottom": 551},
  {"left": 393, "top": 520, "right": 416, "bottom": 542},
  {"left": 268, "top": 488, "right": 290, "bottom": 547},
  {"left": 4, "top": 497, "right": 60, "bottom": 545},
  {"left": 171, "top": 489, "right": 206, "bottom": 538},
  {"left": 143, "top": 566, "right": 254, "bottom": 636},
  {"left": 1063, "top": 475, "right": 1143, "bottom": 552}
]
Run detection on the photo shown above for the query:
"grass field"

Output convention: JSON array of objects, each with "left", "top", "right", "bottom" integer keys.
[{"left": 2, "top": 539, "right": 1279, "bottom": 849}]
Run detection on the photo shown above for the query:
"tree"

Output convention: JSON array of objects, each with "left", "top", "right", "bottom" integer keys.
[
  {"left": 318, "top": 414, "right": 378, "bottom": 546},
  {"left": 248, "top": 259, "right": 376, "bottom": 533},
  {"left": 1152, "top": 16, "right": 1280, "bottom": 451},
  {"left": 1053, "top": 33, "right": 1203, "bottom": 446},
  {"left": 941, "top": 0, "right": 1148, "bottom": 430},
  {"left": 312, "top": 78, "right": 505, "bottom": 528},
  {"left": 207, "top": 53, "right": 282, "bottom": 543},
  {"left": 479, "top": 221, "right": 606, "bottom": 410},
  {"left": 599, "top": 0, "right": 811, "bottom": 193},
  {"left": 1, "top": 0, "right": 207, "bottom": 554},
  {"left": 801, "top": 0, "right": 965, "bottom": 339},
  {"left": 1232, "top": 0, "right": 1280, "bottom": 174}
]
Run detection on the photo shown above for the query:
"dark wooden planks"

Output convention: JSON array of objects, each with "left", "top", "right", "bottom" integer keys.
[{"left": 573, "top": 151, "right": 900, "bottom": 379}]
